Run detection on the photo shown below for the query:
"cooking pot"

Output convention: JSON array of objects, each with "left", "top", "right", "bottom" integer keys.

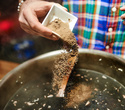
[{"left": 0, "top": 49, "right": 125, "bottom": 109}]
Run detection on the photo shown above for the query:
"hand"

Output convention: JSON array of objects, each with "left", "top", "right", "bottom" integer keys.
[
  {"left": 19, "top": 1, "right": 67, "bottom": 40},
  {"left": 120, "top": 6, "right": 125, "bottom": 25}
]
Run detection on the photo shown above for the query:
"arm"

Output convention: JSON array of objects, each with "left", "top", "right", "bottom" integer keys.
[{"left": 18, "top": 0, "right": 66, "bottom": 40}]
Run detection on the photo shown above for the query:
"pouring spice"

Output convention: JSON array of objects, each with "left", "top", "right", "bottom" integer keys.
[
  {"left": 66, "top": 83, "right": 92, "bottom": 108},
  {"left": 47, "top": 19, "right": 78, "bottom": 96}
]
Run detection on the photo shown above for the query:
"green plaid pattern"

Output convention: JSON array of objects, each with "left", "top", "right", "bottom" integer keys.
[{"left": 63, "top": 0, "right": 125, "bottom": 59}]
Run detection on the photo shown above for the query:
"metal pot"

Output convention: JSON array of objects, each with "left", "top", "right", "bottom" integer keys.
[{"left": 0, "top": 49, "right": 125, "bottom": 109}]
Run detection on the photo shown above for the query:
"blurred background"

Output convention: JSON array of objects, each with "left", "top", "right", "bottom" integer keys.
[{"left": 0, "top": 0, "right": 61, "bottom": 78}]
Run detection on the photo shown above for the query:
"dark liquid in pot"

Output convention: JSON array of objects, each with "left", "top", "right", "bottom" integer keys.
[{"left": 4, "top": 69, "right": 125, "bottom": 110}]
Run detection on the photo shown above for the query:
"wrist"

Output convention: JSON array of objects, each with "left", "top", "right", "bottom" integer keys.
[
  {"left": 17, "top": 0, "right": 25, "bottom": 12},
  {"left": 18, "top": 0, "right": 41, "bottom": 12}
]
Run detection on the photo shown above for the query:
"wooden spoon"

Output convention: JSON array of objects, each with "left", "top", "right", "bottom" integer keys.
[{"left": 56, "top": 55, "right": 77, "bottom": 97}]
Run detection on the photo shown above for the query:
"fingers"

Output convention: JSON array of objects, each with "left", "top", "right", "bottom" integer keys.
[
  {"left": 55, "top": 3, "right": 68, "bottom": 11},
  {"left": 34, "top": 2, "right": 53, "bottom": 17},
  {"left": 19, "top": 10, "right": 42, "bottom": 37},
  {"left": 24, "top": 8, "right": 49, "bottom": 35},
  {"left": 121, "top": 15, "right": 125, "bottom": 25},
  {"left": 121, "top": 14, "right": 125, "bottom": 20},
  {"left": 19, "top": 7, "right": 58, "bottom": 40},
  {"left": 120, "top": 6, "right": 125, "bottom": 11},
  {"left": 24, "top": 8, "right": 58, "bottom": 40},
  {"left": 120, "top": 6, "right": 125, "bottom": 25},
  {"left": 122, "top": 20, "right": 125, "bottom": 25},
  {"left": 18, "top": 1, "right": 67, "bottom": 40}
]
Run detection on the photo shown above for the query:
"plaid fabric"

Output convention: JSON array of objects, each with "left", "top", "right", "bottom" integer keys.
[{"left": 63, "top": 0, "right": 125, "bottom": 59}]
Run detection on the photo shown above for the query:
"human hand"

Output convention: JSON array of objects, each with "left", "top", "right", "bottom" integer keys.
[
  {"left": 19, "top": 1, "right": 67, "bottom": 40},
  {"left": 120, "top": 6, "right": 125, "bottom": 25}
]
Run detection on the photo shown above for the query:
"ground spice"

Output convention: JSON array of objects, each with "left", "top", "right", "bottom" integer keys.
[
  {"left": 47, "top": 19, "right": 78, "bottom": 91},
  {"left": 66, "top": 84, "right": 92, "bottom": 108}
]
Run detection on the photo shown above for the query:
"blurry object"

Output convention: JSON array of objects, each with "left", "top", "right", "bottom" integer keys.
[
  {"left": 0, "top": 11, "right": 1, "bottom": 17},
  {"left": 14, "top": 40, "right": 36, "bottom": 60},
  {"left": 0, "top": 60, "right": 19, "bottom": 79},
  {"left": 0, "top": 14, "right": 24, "bottom": 45},
  {"left": 0, "top": 0, "right": 61, "bottom": 63},
  {"left": 0, "top": 20, "right": 14, "bottom": 32},
  {"left": 0, "top": 35, "right": 61, "bottom": 63},
  {"left": 0, "top": 0, "right": 18, "bottom": 18}
]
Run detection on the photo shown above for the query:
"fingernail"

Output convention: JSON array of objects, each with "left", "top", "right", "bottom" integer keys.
[
  {"left": 63, "top": 7, "right": 68, "bottom": 11},
  {"left": 52, "top": 34, "right": 59, "bottom": 40},
  {"left": 121, "top": 15, "right": 124, "bottom": 19},
  {"left": 52, "top": 31, "right": 60, "bottom": 40},
  {"left": 121, "top": 15, "right": 123, "bottom": 18}
]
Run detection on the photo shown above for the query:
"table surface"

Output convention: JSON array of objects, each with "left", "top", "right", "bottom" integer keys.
[{"left": 0, "top": 60, "right": 19, "bottom": 79}]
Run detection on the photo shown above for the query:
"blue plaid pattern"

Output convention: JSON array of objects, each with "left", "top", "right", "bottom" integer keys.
[{"left": 63, "top": 0, "right": 125, "bottom": 58}]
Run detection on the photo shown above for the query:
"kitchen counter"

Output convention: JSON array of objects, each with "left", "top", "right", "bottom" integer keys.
[{"left": 0, "top": 60, "right": 19, "bottom": 79}]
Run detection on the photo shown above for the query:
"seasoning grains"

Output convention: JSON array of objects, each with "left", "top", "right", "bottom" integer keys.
[
  {"left": 47, "top": 19, "right": 78, "bottom": 91},
  {"left": 66, "top": 84, "right": 92, "bottom": 108},
  {"left": 7, "top": 70, "right": 125, "bottom": 110}
]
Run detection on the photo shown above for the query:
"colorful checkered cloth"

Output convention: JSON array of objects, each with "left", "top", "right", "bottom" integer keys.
[{"left": 63, "top": 0, "right": 125, "bottom": 59}]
